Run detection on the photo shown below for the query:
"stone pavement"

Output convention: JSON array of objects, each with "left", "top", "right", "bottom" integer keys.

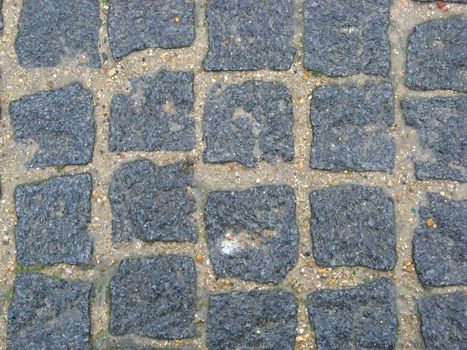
[{"left": 0, "top": 0, "right": 465, "bottom": 349}]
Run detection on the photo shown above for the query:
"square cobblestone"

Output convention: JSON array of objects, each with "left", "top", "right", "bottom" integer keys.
[
  {"left": 203, "top": 0, "right": 295, "bottom": 71},
  {"left": 15, "top": 0, "right": 100, "bottom": 67},
  {"left": 108, "top": 0, "right": 195, "bottom": 60},
  {"left": 205, "top": 185, "right": 298, "bottom": 283},
  {"left": 110, "top": 256, "right": 196, "bottom": 339},
  {"left": 310, "top": 82, "right": 395, "bottom": 171},
  {"left": 203, "top": 80, "right": 294, "bottom": 167},
  {"left": 15, "top": 174, "right": 93, "bottom": 265},
  {"left": 304, "top": 0, "right": 391, "bottom": 77},
  {"left": 7, "top": 273, "right": 91, "bottom": 350},
  {"left": 406, "top": 17, "right": 467, "bottom": 92},
  {"left": 413, "top": 193, "right": 466, "bottom": 287},
  {"left": 109, "top": 71, "right": 195, "bottom": 152},
  {"left": 419, "top": 292, "right": 466, "bottom": 350},
  {"left": 206, "top": 291, "right": 297, "bottom": 350},
  {"left": 310, "top": 184, "right": 396, "bottom": 270},
  {"left": 402, "top": 96, "right": 467, "bottom": 182},
  {"left": 9, "top": 83, "right": 95, "bottom": 168},
  {"left": 307, "top": 278, "right": 397, "bottom": 350},
  {"left": 109, "top": 159, "right": 196, "bottom": 242}
]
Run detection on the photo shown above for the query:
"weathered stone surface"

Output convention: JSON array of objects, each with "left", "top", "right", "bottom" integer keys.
[
  {"left": 205, "top": 185, "right": 298, "bottom": 283},
  {"left": 419, "top": 292, "right": 466, "bottom": 349},
  {"left": 203, "top": 80, "right": 294, "bottom": 167},
  {"left": 9, "top": 83, "right": 95, "bottom": 168},
  {"left": 413, "top": 193, "right": 466, "bottom": 287},
  {"left": 304, "top": 0, "right": 391, "bottom": 77},
  {"left": 7, "top": 273, "right": 91, "bottom": 350},
  {"left": 109, "top": 159, "right": 196, "bottom": 242},
  {"left": 310, "top": 82, "right": 395, "bottom": 171},
  {"left": 402, "top": 96, "right": 467, "bottom": 182},
  {"left": 207, "top": 291, "right": 297, "bottom": 350},
  {"left": 203, "top": 0, "right": 295, "bottom": 71},
  {"left": 406, "top": 17, "right": 467, "bottom": 92},
  {"left": 109, "top": 71, "right": 195, "bottom": 152},
  {"left": 16, "top": 0, "right": 100, "bottom": 67},
  {"left": 15, "top": 174, "right": 92, "bottom": 265},
  {"left": 310, "top": 184, "right": 396, "bottom": 270},
  {"left": 0, "top": 0, "right": 3, "bottom": 34},
  {"left": 416, "top": 0, "right": 467, "bottom": 2},
  {"left": 308, "top": 278, "right": 397, "bottom": 350},
  {"left": 110, "top": 256, "right": 196, "bottom": 339},
  {"left": 108, "top": 0, "right": 195, "bottom": 60}
]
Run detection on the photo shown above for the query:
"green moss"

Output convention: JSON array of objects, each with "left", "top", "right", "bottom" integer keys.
[
  {"left": 54, "top": 164, "right": 66, "bottom": 173},
  {"left": 15, "top": 264, "right": 47, "bottom": 274}
]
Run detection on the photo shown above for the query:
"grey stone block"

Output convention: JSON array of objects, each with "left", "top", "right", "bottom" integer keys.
[
  {"left": 402, "top": 96, "right": 467, "bottom": 182},
  {"left": 304, "top": 0, "right": 391, "bottom": 77},
  {"left": 406, "top": 17, "right": 467, "bottom": 92},
  {"left": 207, "top": 291, "right": 297, "bottom": 350},
  {"left": 310, "top": 82, "right": 395, "bottom": 171},
  {"left": 109, "top": 159, "right": 196, "bottom": 242},
  {"left": 110, "top": 256, "right": 196, "bottom": 339},
  {"left": 15, "top": 0, "right": 100, "bottom": 67},
  {"left": 203, "top": 80, "right": 294, "bottom": 167},
  {"left": 7, "top": 273, "right": 91, "bottom": 350},
  {"left": 15, "top": 174, "right": 93, "bottom": 265},
  {"left": 109, "top": 71, "right": 195, "bottom": 152},
  {"left": 413, "top": 193, "right": 466, "bottom": 287},
  {"left": 9, "top": 83, "right": 95, "bottom": 168},
  {"left": 310, "top": 184, "right": 396, "bottom": 270},
  {"left": 307, "top": 278, "right": 397, "bottom": 350},
  {"left": 108, "top": 0, "right": 195, "bottom": 60},
  {"left": 203, "top": 0, "right": 295, "bottom": 71},
  {"left": 0, "top": 1, "right": 3, "bottom": 34},
  {"left": 205, "top": 185, "right": 298, "bottom": 283}
]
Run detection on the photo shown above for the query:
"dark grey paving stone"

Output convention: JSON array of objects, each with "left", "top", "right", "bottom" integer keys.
[
  {"left": 419, "top": 292, "right": 466, "bottom": 350},
  {"left": 310, "top": 82, "right": 395, "bottom": 171},
  {"left": 110, "top": 255, "right": 196, "bottom": 339},
  {"left": 310, "top": 184, "right": 396, "bottom": 270},
  {"left": 402, "top": 96, "right": 467, "bottom": 182},
  {"left": 413, "top": 193, "right": 466, "bottom": 287},
  {"left": 108, "top": 0, "right": 195, "bottom": 60},
  {"left": 109, "top": 71, "right": 195, "bottom": 152},
  {"left": 307, "top": 278, "right": 397, "bottom": 350},
  {"left": 207, "top": 291, "right": 297, "bottom": 350},
  {"left": 15, "top": 174, "right": 93, "bottom": 265},
  {"left": 0, "top": 0, "right": 3, "bottom": 34},
  {"left": 406, "top": 17, "right": 467, "bottom": 92},
  {"left": 15, "top": 0, "right": 100, "bottom": 67},
  {"left": 203, "top": 0, "right": 295, "bottom": 71},
  {"left": 109, "top": 159, "right": 196, "bottom": 242},
  {"left": 304, "top": 0, "right": 391, "bottom": 77},
  {"left": 9, "top": 83, "right": 95, "bottom": 168},
  {"left": 205, "top": 185, "right": 298, "bottom": 283},
  {"left": 203, "top": 80, "right": 294, "bottom": 167},
  {"left": 7, "top": 273, "right": 91, "bottom": 350}
]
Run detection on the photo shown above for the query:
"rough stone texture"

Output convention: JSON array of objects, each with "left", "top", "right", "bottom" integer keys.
[
  {"left": 304, "top": 0, "right": 391, "bottom": 77},
  {"left": 15, "top": 174, "right": 93, "bottom": 265},
  {"left": 110, "top": 159, "right": 196, "bottom": 242},
  {"left": 310, "top": 184, "right": 396, "bottom": 270},
  {"left": 0, "top": 0, "right": 3, "bottom": 34},
  {"left": 109, "top": 71, "right": 195, "bottom": 152},
  {"left": 310, "top": 82, "right": 395, "bottom": 171},
  {"left": 207, "top": 291, "right": 297, "bottom": 350},
  {"left": 416, "top": 0, "right": 467, "bottom": 2},
  {"left": 203, "top": 0, "right": 295, "bottom": 71},
  {"left": 308, "top": 278, "right": 397, "bottom": 350},
  {"left": 9, "top": 83, "right": 95, "bottom": 168},
  {"left": 203, "top": 80, "right": 294, "bottom": 167},
  {"left": 413, "top": 193, "right": 466, "bottom": 287},
  {"left": 108, "top": 0, "right": 195, "bottom": 60},
  {"left": 15, "top": 0, "right": 100, "bottom": 67},
  {"left": 406, "top": 17, "right": 467, "bottom": 92},
  {"left": 402, "top": 96, "right": 467, "bottom": 182},
  {"left": 110, "top": 256, "right": 196, "bottom": 339},
  {"left": 419, "top": 292, "right": 467, "bottom": 350},
  {"left": 205, "top": 185, "right": 298, "bottom": 283},
  {"left": 7, "top": 273, "right": 91, "bottom": 350}
]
